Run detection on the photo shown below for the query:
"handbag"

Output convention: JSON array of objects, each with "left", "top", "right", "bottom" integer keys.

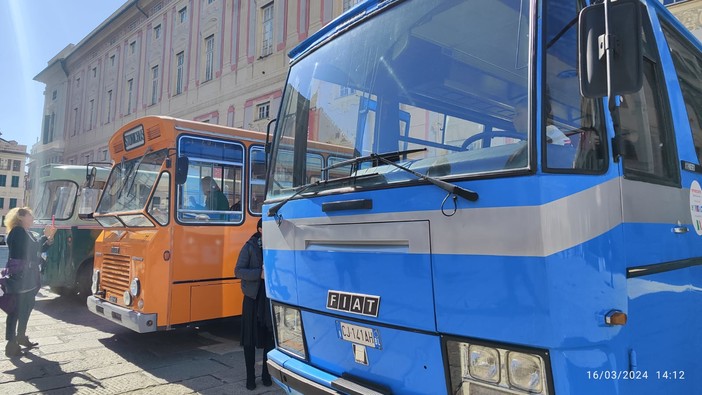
[
  {"left": 0, "top": 277, "right": 17, "bottom": 314},
  {"left": 2, "top": 258, "right": 39, "bottom": 294}
]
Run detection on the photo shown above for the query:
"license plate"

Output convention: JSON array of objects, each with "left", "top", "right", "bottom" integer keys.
[{"left": 336, "top": 321, "right": 382, "bottom": 350}]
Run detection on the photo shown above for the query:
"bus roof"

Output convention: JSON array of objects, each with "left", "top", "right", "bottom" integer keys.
[
  {"left": 38, "top": 164, "right": 110, "bottom": 182},
  {"left": 109, "top": 116, "right": 268, "bottom": 160},
  {"left": 289, "top": 0, "right": 385, "bottom": 61},
  {"left": 290, "top": 0, "right": 702, "bottom": 62}
]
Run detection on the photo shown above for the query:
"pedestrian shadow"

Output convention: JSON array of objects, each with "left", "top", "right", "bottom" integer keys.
[{"left": 4, "top": 349, "right": 102, "bottom": 394}]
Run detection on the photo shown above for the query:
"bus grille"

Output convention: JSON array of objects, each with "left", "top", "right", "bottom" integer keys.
[{"left": 101, "top": 254, "right": 130, "bottom": 295}]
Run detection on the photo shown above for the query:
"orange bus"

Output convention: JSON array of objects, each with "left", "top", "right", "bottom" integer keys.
[{"left": 86, "top": 116, "right": 268, "bottom": 332}]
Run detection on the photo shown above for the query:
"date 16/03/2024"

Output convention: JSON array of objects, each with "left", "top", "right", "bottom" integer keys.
[{"left": 587, "top": 371, "right": 685, "bottom": 380}]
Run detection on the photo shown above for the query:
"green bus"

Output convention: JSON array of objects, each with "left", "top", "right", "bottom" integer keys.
[{"left": 32, "top": 164, "right": 109, "bottom": 296}]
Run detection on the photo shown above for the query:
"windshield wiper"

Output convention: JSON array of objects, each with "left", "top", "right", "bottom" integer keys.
[
  {"left": 267, "top": 173, "right": 381, "bottom": 218},
  {"left": 371, "top": 153, "right": 478, "bottom": 202},
  {"left": 322, "top": 148, "right": 428, "bottom": 172}
]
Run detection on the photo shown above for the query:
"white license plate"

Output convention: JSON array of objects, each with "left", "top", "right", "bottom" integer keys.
[{"left": 336, "top": 321, "right": 382, "bottom": 349}]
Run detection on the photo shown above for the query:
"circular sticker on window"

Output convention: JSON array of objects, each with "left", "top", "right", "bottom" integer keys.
[{"left": 690, "top": 180, "right": 702, "bottom": 236}]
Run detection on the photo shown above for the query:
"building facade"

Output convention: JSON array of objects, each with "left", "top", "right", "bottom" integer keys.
[
  {"left": 29, "top": 0, "right": 363, "bottom": 206},
  {"left": 0, "top": 139, "right": 28, "bottom": 235},
  {"left": 665, "top": 0, "right": 702, "bottom": 41}
]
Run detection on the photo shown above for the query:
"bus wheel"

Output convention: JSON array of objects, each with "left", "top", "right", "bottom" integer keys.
[{"left": 76, "top": 260, "right": 94, "bottom": 298}]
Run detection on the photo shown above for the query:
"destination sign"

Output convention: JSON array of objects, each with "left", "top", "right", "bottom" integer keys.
[{"left": 123, "top": 125, "right": 146, "bottom": 151}]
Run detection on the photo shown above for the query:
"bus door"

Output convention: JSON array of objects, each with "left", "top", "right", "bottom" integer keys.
[{"left": 615, "top": 7, "right": 700, "bottom": 391}]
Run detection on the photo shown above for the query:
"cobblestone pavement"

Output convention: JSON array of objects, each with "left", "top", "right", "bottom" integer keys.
[{"left": 0, "top": 248, "right": 284, "bottom": 394}]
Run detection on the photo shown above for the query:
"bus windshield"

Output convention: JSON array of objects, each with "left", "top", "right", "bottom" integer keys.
[
  {"left": 34, "top": 180, "right": 79, "bottom": 220},
  {"left": 269, "top": 0, "right": 532, "bottom": 199},
  {"left": 96, "top": 149, "right": 168, "bottom": 216}
]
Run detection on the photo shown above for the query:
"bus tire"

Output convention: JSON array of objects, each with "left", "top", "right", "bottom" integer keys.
[{"left": 76, "top": 260, "right": 94, "bottom": 298}]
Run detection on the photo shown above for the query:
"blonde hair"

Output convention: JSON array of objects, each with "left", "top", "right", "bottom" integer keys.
[{"left": 4, "top": 207, "right": 33, "bottom": 232}]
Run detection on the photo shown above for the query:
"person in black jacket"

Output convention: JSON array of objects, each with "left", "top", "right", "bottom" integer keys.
[
  {"left": 234, "top": 219, "right": 273, "bottom": 390},
  {"left": 3, "top": 207, "right": 55, "bottom": 357}
]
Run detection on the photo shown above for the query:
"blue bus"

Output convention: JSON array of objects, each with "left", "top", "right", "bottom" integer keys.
[{"left": 263, "top": 0, "right": 702, "bottom": 393}]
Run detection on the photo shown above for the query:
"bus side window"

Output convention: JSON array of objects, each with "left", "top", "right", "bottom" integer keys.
[
  {"left": 249, "top": 147, "right": 266, "bottom": 215},
  {"left": 618, "top": 10, "right": 678, "bottom": 186},
  {"left": 661, "top": 20, "right": 702, "bottom": 164},
  {"left": 544, "top": 0, "right": 606, "bottom": 172},
  {"left": 176, "top": 136, "right": 245, "bottom": 224}
]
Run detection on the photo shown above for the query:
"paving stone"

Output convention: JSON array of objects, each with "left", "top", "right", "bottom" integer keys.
[{"left": 0, "top": 287, "right": 284, "bottom": 395}]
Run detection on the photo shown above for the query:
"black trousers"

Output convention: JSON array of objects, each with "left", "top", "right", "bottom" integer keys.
[
  {"left": 244, "top": 336, "right": 275, "bottom": 381},
  {"left": 5, "top": 291, "right": 36, "bottom": 341}
]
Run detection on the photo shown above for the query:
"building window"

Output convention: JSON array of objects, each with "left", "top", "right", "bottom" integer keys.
[
  {"left": 52, "top": 90, "right": 57, "bottom": 100},
  {"left": 256, "top": 102, "right": 270, "bottom": 120},
  {"left": 179, "top": 7, "right": 188, "bottom": 23},
  {"left": 151, "top": 65, "right": 160, "bottom": 105},
  {"left": 0, "top": 175, "right": 5, "bottom": 187},
  {"left": 343, "top": 0, "right": 362, "bottom": 11},
  {"left": 126, "top": 78, "right": 134, "bottom": 115},
  {"left": 339, "top": 86, "right": 355, "bottom": 97},
  {"left": 110, "top": 54, "right": 116, "bottom": 67},
  {"left": 76, "top": 77, "right": 80, "bottom": 88},
  {"left": 154, "top": 24, "right": 161, "bottom": 39},
  {"left": 11, "top": 176, "right": 19, "bottom": 188},
  {"left": 73, "top": 108, "right": 78, "bottom": 135},
  {"left": 208, "top": 0, "right": 215, "bottom": 4},
  {"left": 205, "top": 35, "right": 215, "bottom": 82},
  {"left": 130, "top": 41, "right": 136, "bottom": 54},
  {"left": 176, "top": 52, "right": 185, "bottom": 95},
  {"left": 92, "top": 67, "right": 97, "bottom": 78},
  {"left": 102, "top": 149, "right": 109, "bottom": 161},
  {"left": 43, "top": 113, "right": 55, "bottom": 144},
  {"left": 88, "top": 99, "right": 95, "bottom": 129},
  {"left": 106, "top": 90, "right": 113, "bottom": 122},
  {"left": 0, "top": 198, "right": 4, "bottom": 209},
  {"left": 9, "top": 198, "right": 17, "bottom": 209},
  {"left": 261, "top": 3, "right": 274, "bottom": 57},
  {"left": 12, "top": 160, "right": 20, "bottom": 172}
]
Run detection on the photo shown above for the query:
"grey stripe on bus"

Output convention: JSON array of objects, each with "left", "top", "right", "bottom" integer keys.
[{"left": 264, "top": 177, "right": 691, "bottom": 257}]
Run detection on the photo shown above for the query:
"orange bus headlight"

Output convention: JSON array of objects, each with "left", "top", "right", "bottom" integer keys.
[
  {"left": 123, "top": 290, "right": 133, "bottom": 306},
  {"left": 130, "top": 278, "right": 141, "bottom": 297}
]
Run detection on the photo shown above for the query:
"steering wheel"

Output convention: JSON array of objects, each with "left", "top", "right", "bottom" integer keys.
[{"left": 461, "top": 131, "right": 527, "bottom": 150}]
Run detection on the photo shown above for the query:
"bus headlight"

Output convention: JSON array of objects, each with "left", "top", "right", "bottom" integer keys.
[
  {"left": 130, "top": 278, "right": 141, "bottom": 296},
  {"left": 272, "top": 303, "right": 306, "bottom": 359},
  {"left": 508, "top": 352, "right": 544, "bottom": 393},
  {"left": 91, "top": 270, "right": 100, "bottom": 295},
  {"left": 123, "top": 290, "right": 132, "bottom": 306},
  {"left": 447, "top": 339, "right": 550, "bottom": 395},
  {"left": 468, "top": 345, "right": 500, "bottom": 383}
]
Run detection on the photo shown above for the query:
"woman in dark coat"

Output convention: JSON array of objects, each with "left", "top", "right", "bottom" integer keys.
[
  {"left": 3, "top": 207, "right": 55, "bottom": 357},
  {"left": 234, "top": 219, "right": 274, "bottom": 390}
]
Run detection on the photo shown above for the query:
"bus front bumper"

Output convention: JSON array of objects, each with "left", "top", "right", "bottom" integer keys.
[
  {"left": 86, "top": 296, "right": 157, "bottom": 333},
  {"left": 267, "top": 349, "right": 387, "bottom": 395}
]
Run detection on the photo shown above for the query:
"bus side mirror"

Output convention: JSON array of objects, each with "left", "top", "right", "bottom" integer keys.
[
  {"left": 85, "top": 166, "right": 98, "bottom": 189},
  {"left": 578, "top": 0, "right": 643, "bottom": 98},
  {"left": 175, "top": 156, "right": 189, "bottom": 185}
]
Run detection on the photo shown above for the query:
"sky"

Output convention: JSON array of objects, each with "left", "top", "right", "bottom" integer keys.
[{"left": 0, "top": 0, "right": 126, "bottom": 152}]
